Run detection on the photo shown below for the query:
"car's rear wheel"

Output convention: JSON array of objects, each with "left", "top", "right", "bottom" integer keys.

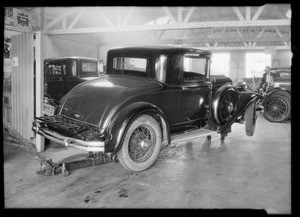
[
  {"left": 263, "top": 92, "right": 291, "bottom": 122},
  {"left": 117, "top": 114, "right": 162, "bottom": 172},
  {"left": 245, "top": 102, "right": 257, "bottom": 136}
]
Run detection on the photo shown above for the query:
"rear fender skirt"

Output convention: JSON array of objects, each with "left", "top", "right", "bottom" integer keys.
[
  {"left": 218, "top": 92, "right": 262, "bottom": 133},
  {"left": 212, "top": 84, "right": 239, "bottom": 125},
  {"left": 106, "top": 102, "right": 170, "bottom": 156}
]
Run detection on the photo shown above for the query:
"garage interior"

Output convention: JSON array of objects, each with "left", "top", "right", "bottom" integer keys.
[{"left": 3, "top": 5, "right": 291, "bottom": 212}]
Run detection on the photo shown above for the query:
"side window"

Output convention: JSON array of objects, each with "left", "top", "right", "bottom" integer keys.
[
  {"left": 182, "top": 55, "right": 207, "bottom": 83},
  {"left": 65, "top": 60, "right": 77, "bottom": 77}
]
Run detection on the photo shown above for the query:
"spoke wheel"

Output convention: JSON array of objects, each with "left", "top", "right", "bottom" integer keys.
[
  {"left": 218, "top": 90, "right": 238, "bottom": 125},
  {"left": 263, "top": 92, "right": 291, "bottom": 122},
  {"left": 128, "top": 125, "right": 156, "bottom": 163},
  {"left": 117, "top": 114, "right": 162, "bottom": 172}
]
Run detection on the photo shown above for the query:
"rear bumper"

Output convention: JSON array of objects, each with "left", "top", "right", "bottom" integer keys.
[{"left": 32, "top": 119, "right": 105, "bottom": 152}]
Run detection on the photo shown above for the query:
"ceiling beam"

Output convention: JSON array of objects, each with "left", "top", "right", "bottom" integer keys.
[
  {"left": 46, "top": 19, "right": 290, "bottom": 35},
  {"left": 246, "top": 7, "right": 251, "bottom": 21},
  {"left": 195, "top": 46, "right": 290, "bottom": 50},
  {"left": 183, "top": 7, "right": 195, "bottom": 23},
  {"left": 274, "top": 26, "right": 288, "bottom": 46},
  {"left": 68, "top": 9, "right": 86, "bottom": 29},
  {"left": 97, "top": 8, "right": 114, "bottom": 27},
  {"left": 233, "top": 7, "right": 245, "bottom": 21},
  {"left": 178, "top": 7, "right": 183, "bottom": 23},
  {"left": 44, "top": 9, "right": 77, "bottom": 30},
  {"left": 121, "top": 7, "right": 135, "bottom": 26},
  {"left": 98, "top": 36, "right": 290, "bottom": 46},
  {"left": 163, "top": 7, "right": 177, "bottom": 24},
  {"left": 252, "top": 5, "right": 266, "bottom": 21}
]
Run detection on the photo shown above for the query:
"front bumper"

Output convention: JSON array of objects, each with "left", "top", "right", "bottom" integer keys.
[{"left": 32, "top": 117, "right": 105, "bottom": 152}]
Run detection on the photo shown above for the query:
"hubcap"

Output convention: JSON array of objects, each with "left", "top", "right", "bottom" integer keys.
[
  {"left": 265, "top": 97, "right": 288, "bottom": 120},
  {"left": 128, "top": 125, "right": 156, "bottom": 163}
]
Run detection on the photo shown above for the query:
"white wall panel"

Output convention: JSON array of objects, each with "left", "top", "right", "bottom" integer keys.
[{"left": 11, "top": 32, "right": 34, "bottom": 139}]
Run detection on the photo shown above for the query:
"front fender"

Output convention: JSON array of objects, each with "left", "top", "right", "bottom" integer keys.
[
  {"left": 217, "top": 92, "right": 262, "bottom": 133},
  {"left": 105, "top": 102, "right": 170, "bottom": 155}
]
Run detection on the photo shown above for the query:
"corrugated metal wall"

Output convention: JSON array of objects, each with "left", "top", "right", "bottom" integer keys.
[{"left": 11, "top": 32, "right": 34, "bottom": 139}]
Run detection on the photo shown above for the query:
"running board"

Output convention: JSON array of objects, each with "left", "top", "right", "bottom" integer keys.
[{"left": 171, "top": 129, "right": 218, "bottom": 144}]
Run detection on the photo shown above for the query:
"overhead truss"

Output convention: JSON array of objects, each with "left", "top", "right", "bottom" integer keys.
[{"left": 42, "top": 5, "right": 291, "bottom": 49}]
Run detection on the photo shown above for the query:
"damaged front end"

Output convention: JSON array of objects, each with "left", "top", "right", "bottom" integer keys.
[{"left": 32, "top": 115, "right": 110, "bottom": 152}]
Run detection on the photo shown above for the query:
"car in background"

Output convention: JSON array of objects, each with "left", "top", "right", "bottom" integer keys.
[
  {"left": 236, "top": 67, "right": 291, "bottom": 122},
  {"left": 43, "top": 57, "right": 104, "bottom": 116},
  {"left": 261, "top": 67, "right": 291, "bottom": 122}
]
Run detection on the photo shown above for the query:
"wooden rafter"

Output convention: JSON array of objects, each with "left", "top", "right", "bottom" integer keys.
[
  {"left": 252, "top": 5, "right": 266, "bottom": 21},
  {"left": 183, "top": 7, "right": 195, "bottom": 23},
  {"left": 68, "top": 9, "right": 86, "bottom": 29},
  {"left": 44, "top": 9, "right": 78, "bottom": 30},
  {"left": 46, "top": 19, "right": 290, "bottom": 35},
  {"left": 163, "top": 7, "right": 177, "bottom": 24},
  {"left": 121, "top": 7, "right": 135, "bottom": 26},
  {"left": 233, "top": 7, "right": 245, "bottom": 21}
]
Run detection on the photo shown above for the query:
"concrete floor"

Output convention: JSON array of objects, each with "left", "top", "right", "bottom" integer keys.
[{"left": 4, "top": 113, "right": 291, "bottom": 213}]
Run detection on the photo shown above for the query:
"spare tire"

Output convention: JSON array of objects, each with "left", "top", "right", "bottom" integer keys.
[
  {"left": 245, "top": 102, "right": 257, "bottom": 136},
  {"left": 215, "top": 89, "right": 239, "bottom": 125}
]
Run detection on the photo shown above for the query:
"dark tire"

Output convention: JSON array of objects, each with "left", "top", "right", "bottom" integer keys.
[
  {"left": 117, "top": 114, "right": 162, "bottom": 172},
  {"left": 217, "top": 90, "right": 238, "bottom": 125},
  {"left": 263, "top": 92, "right": 291, "bottom": 122},
  {"left": 245, "top": 102, "right": 257, "bottom": 136}
]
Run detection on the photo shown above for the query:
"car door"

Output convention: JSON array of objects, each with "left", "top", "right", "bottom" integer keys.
[{"left": 177, "top": 54, "right": 210, "bottom": 124}]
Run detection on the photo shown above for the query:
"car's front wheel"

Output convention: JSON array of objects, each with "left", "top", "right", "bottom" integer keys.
[
  {"left": 263, "top": 92, "right": 291, "bottom": 122},
  {"left": 117, "top": 114, "right": 162, "bottom": 172}
]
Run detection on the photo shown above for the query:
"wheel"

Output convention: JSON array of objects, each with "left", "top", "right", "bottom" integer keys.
[
  {"left": 217, "top": 90, "right": 238, "bottom": 125},
  {"left": 117, "top": 114, "right": 162, "bottom": 172},
  {"left": 263, "top": 92, "right": 291, "bottom": 122},
  {"left": 245, "top": 102, "right": 257, "bottom": 136}
]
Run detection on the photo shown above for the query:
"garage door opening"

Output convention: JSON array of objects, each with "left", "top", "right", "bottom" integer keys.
[
  {"left": 245, "top": 53, "right": 271, "bottom": 78},
  {"left": 211, "top": 53, "right": 230, "bottom": 77}
]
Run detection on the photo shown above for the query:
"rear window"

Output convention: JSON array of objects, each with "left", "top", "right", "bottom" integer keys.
[
  {"left": 111, "top": 57, "right": 148, "bottom": 76},
  {"left": 44, "top": 61, "right": 63, "bottom": 76},
  {"left": 79, "top": 61, "right": 99, "bottom": 78}
]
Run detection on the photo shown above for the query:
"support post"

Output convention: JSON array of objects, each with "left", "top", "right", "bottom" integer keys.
[{"left": 35, "top": 8, "right": 45, "bottom": 152}]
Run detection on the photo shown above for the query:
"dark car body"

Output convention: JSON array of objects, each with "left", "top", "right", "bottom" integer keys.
[
  {"left": 33, "top": 46, "right": 261, "bottom": 171},
  {"left": 269, "top": 67, "right": 291, "bottom": 91},
  {"left": 43, "top": 57, "right": 103, "bottom": 116}
]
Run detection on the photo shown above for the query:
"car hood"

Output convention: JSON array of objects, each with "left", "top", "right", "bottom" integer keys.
[{"left": 59, "top": 75, "right": 162, "bottom": 126}]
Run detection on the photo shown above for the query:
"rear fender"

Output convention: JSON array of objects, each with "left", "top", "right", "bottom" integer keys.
[
  {"left": 106, "top": 102, "right": 170, "bottom": 156},
  {"left": 218, "top": 92, "right": 262, "bottom": 133},
  {"left": 264, "top": 87, "right": 290, "bottom": 98}
]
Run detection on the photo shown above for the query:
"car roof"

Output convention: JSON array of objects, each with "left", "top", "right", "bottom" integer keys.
[
  {"left": 108, "top": 46, "right": 211, "bottom": 56},
  {"left": 44, "top": 56, "right": 100, "bottom": 62}
]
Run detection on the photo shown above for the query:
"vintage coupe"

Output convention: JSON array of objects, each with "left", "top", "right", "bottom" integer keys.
[{"left": 32, "top": 46, "right": 261, "bottom": 171}]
